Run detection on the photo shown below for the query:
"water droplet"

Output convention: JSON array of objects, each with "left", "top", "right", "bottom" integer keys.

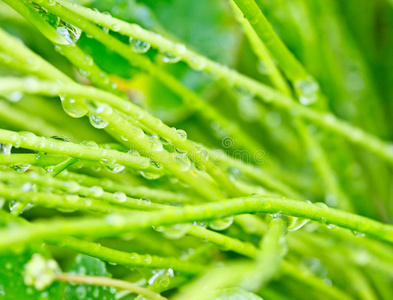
[
  {"left": 352, "top": 231, "right": 365, "bottom": 238},
  {"left": 89, "top": 113, "right": 108, "bottom": 129},
  {"left": 129, "top": 37, "right": 150, "bottom": 53},
  {"left": 50, "top": 135, "right": 70, "bottom": 143},
  {"left": 60, "top": 96, "right": 88, "bottom": 118},
  {"left": 23, "top": 253, "right": 60, "bottom": 290},
  {"left": 89, "top": 186, "right": 104, "bottom": 197},
  {"left": 176, "top": 129, "right": 187, "bottom": 141},
  {"left": 75, "top": 285, "right": 87, "bottom": 299},
  {"left": 104, "top": 163, "right": 125, "bottom": 173},
  {"left": 161, "top": 223, "right": 191, "bottom": 239},
  {"left": 188, "top": 55, "right": 206, "bottom": 71},
  {"left": 5, "top": 91, "right": 23, "bottom": 102},
  {"left": 114, "top": 192, "right": 127, "bottom": 203},
  {"left": 63, "top": 181, "right": 80, "bottom": 193},
  {"left": 65, "top": 195, "right": 79, "bottom": 204},
  {"left": 295, "top": 77, "right": 319, "bottom": 106},
  {"left": 81, "top": 140, "right": 99, "bottom": 148},
  {"left": 139, "top": 171, "right": 161, "bottom": 180},
  {"left": 175, "top": 153, "right": 191, "bottom": 172},
  {"left": 287, "top": 217, "right": 310, "bottom": 232},
  {"left": 140, "top": 197, "right": 151, "bottom": 205},
  {"left": 56, "top": 22, "right": 81, "bottom": 44},
  {"left": 0, "top": 143, "right": 12, "bottom": 155},
  {"left": 209, "top": 216, "right": 234, "bottom": 231},
  {"left": 149, "top": 138, "right": 163, "bottom": 151},
  {"left": 11, "top": 164, "right": 30, "bottom": 173},
  {"left": 159, "top": 53, "right": 180, "bottom": 63}
]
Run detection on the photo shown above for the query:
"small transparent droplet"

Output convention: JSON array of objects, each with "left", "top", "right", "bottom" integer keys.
[
  {"left": 56, "top": 22, "right": 81, "bottom": 44},
  {"left": 60, "top": 96, "right": 88, "bottom": 118},
  {"left": 287, "top": 217, "right": 310, "bottom": 232},
  {"left": 159, "top": 53, "right": 180, "bottom": 63},
  {"left": 114, "top": 192, "right": 127, "bottom": 203},
  {"left": 209, "top": 216, "right": 234, "bottom": 231},
  {"left": 5, "top": 91, "right": 23, "bottom": 102},
  {"left": 129, "top": 37, "right": 150, "bottom": 53},
  {"left": 11, "top": 164, "right": 30, "bottom": 173},
  {"left": 188, "top": 55, "right": 206, "bottom": 71},
  {"left": 176, "top": 129, "right": 187, "bottom": 141},
  {"left": 161, "top": 223, "right": 191, "bottom": 239},
  {"left": 89, "top": 113, "right": 108, "bottom": 129},
  {"left": 0, "top": 143, "right": 12, "bottom": 155},
  {"left": 89, "top": 186, "right": 104, "bottom": 197},
  {"left": 295, "top": 77, "right": 320, "bottom": 106},
  {"left": 149, "top": 138, "right": 163, "bottom": 152}
]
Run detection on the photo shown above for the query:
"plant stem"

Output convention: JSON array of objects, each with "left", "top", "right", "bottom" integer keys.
[
  {"left": 0, "top": 196, "right": 392, "bottom": 249},
  {"left": 54, "top": 273, "right": 167, "bottom": 300}
]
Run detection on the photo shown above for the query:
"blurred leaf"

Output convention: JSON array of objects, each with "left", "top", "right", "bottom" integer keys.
[{"left": 63, "top": 254, "right": 116, "bottom": 300}]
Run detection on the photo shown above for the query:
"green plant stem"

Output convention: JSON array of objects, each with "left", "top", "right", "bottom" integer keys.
[
  {"left": 0, "top": 183, "right": 122, "bottom": 214},
  {"left": 57, "top": 170, "right": 193, "bottom": 203},
  {"left": 54, "top": 273, "right": 167, "bottom": 300},
  {"left": 232, "top": 0, "right": 310, "bottom": 82},
  {"left": 49, "top": 236, "right": 204, "bottom": 275},
  {"left": 241, "top": 217, "right": 286, "bottom": 291},
  {"left": 0, "top": 196, "right": 392, "bottom": 249}
]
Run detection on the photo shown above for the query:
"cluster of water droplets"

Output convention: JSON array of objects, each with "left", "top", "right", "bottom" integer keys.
[
  {"left": 32, "top": 3, "right": 82, "bottom": 45},
  {"left": 23, "top": 253, "right": 60, "bottom": 291}
]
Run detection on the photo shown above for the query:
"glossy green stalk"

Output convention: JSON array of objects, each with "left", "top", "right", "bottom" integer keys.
[{"left": 0, "top": 196, "right": 392, "bottom": 249}]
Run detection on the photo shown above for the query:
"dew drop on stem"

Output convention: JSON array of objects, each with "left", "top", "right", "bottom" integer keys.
[
  {"left": 89, "top": 113, "right": 108, "bottom": 129},
  {"left": 159, "top": 52, "right": 180, "bottom": 64},
  {"left": 114, "top": 191, "right": 127, "bottom": 203},
  {"left": 0, "top": 143, "right": 12, "bottom": 155},
  {"left": 60, "top": 96, "right": 88, "bottom": 118},
  {"left": 209, "top": 216, "right": 234, "bottom": 231},
  {"left": 295, "top": 77, "right": 320, "bottom": 106},
  {"left": 56, "top": 21, "right": 82, "bottom": 45},
  {"left": 129, "top": 37, "right": 151, "bottom": 53}
]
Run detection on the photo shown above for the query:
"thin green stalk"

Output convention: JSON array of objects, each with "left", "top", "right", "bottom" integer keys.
[
  {"left": 241, "top": 217, "right": 286, "bottom": 291},
  {"left": 0, "top": 183, "right": 122, "bottom": 214},
  {"left": 0, "top": 196, "right": 392, "bottom": 249},
  {"left": 57, "top": 170, "right": 193, "bottom": 203},
  {"left": 49, "top": 235, "right": 204, "bottom": 275},
  {"left": 54, "top": 273, "right": 167, "bottom": 300}
]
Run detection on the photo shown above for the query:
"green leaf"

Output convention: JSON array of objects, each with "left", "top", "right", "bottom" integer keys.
[
  {"left": 0, "top": 248, "right": 61, "bottom": 300},
  {"left": 63, "top": 254, "right": 116, "bottom": 300},
  {"left": 0, "top": 215, "right": 61, "bottom": 300},
  {"left": 213, "top": 288, "right": 264, "bottom": 300}
]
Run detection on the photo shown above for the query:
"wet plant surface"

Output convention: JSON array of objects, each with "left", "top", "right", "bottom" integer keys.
[{"left": 0, "top": 0, "right": 393, "bottom": 299}]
